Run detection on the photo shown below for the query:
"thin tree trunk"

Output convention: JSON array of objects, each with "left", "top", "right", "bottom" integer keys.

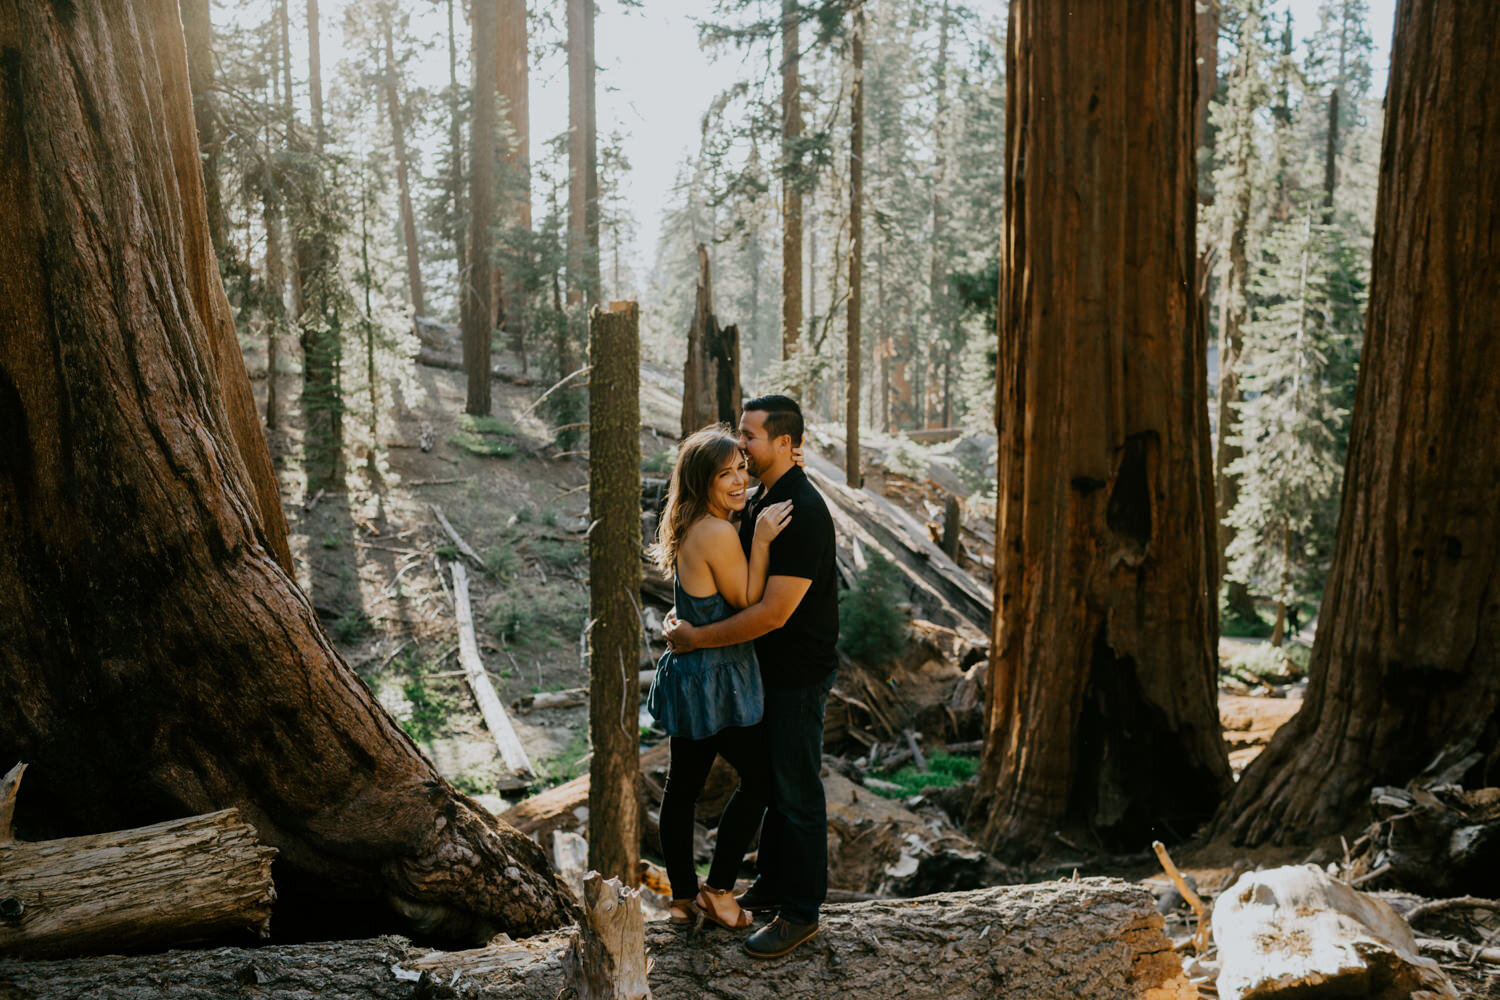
[
  {"left": 567, "top": 0, "right": 598, "bottom": 320},
  {"left": 497, "top": 0, "right": 530, "bottom": 358},
  {"left": 262, "top": 154, "right": 286, "bottom": 434},
  {"left": 447, "top": 0, "right": 468, "bottom": 342},
  {"left": 1215, "top": 11, "right": 1258, "bottom": 624},
  {"left": 1322, "top": 87, "right": 1340, "bottom": 223},
  {"left": 179, "top": 0, "right": 228, "bottom": 267},
  {"left": 306, "top": 0, "right": 324, "bottom": 150},
  {"left": 781, "top": 0, "right": 803, "bottom": 388},
  {"left": 0, "top": 0, "right": 571, "bottom": 939},
  {"left": 384, "top": 15, "right": 425, "bottom": 318},
  {"left": 466, "top": 0, "right": 496, "bottom": 416},
  {"left": 976, "top": 0, "right": 1230, "bottom": 859},
  {"left": 1222, "top": 0, "right": 1500, "bottom": 846},
  {"left": 846, "top": 2, "right": 864, "bottom": 488},
  {"left": 588, "top": 303, "right": 642, "bottom": 885},
  {"left": 1194, "top": 0, "right": 1219, "bottom": 150}
]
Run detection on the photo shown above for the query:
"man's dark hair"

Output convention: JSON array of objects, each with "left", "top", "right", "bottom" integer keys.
[{"left": 743, "top": 394, "right": 804, "bottom": 446}]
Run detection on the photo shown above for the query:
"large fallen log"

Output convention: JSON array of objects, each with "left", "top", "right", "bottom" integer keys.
[
  {"left": 0, "top": 881, "right": 1195, "bottom": 999},
  {"left": 0, "top": 795, "right": 276, "bottom": 959},
  {"left": 804, "top": 455, "right": 991, "bottom": 636}
]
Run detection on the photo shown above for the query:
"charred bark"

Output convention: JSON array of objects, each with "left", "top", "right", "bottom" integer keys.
[
  {"left": 679, "top": 245, "right": 742, "bottom": 437},
  {"left": 975, "top": 0, "right": 1230, "bottom": 858},
  {"left": 1221, "top": 0, "right": 1500, "bottom": 846},
  {"left": 0, "top": 0, "right": 572, "bottom": 941}
]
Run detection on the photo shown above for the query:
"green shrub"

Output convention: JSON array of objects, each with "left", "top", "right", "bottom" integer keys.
[
  {"left": 402, "top": 676, "right": 449, "bottom": 744},
  {"left": 839, "top": 554, "right": 909, "bottom": 666},
  {"left": 1221, "top": 598, "right": 1273, "bottom": 638},
  {"left": 1227, "top": 642, "right": 1308, "bottom": 684},
  {"left": 482, "top": 544, "right": 520, "bottom": 581},
  {"left": 871, "top": 751, "right": 977, "bottom": 799},
  {"left": 643, "top": 447, "right": 676, "bottom": 475}
]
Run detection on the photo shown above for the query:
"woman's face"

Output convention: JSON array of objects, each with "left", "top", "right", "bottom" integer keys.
[{"left": 706, "top": 449, "right": 750, "bottom": 518}]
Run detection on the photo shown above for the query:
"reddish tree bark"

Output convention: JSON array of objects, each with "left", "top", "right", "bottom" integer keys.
[
  {"left": 1222, "top": 0, "right": 1500, "bottom": 845},
  {"left": 975, "top": 0, "right": 1230, "bottom": 858},
  {"left": 0, "top": 0, "right": 573, "bottom": 940}
]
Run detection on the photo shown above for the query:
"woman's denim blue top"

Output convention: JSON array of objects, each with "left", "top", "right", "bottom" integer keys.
[{"left": 646, "top": 573, "right": 764, "bottom": 740}]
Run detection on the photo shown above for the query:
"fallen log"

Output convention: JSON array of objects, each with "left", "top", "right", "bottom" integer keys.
[
  {"left": 451, "top": 563, "right": 535, "bottom": 790},
  {"left": 0, "top": 881, "right": 1195, "bottom": 999},
  {"left": 804, "top": 455, "right": 991, "bottom": 636},
  {"left": 514, "top": 672, "right": 656, "bottom": 713},
  {"left": 0, "top": 795, "right": 276, "bottom": 959}
]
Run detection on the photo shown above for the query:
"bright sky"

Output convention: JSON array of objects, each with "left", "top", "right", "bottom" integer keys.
[{"left": 285, "top": 0, "right": 1398, "bottom": 298}]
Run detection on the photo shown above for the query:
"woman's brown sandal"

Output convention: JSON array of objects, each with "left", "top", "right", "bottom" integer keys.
[
  {"left": 694, "top": 885, "right": 752, "bottom": 930},
  {"left": 667, "top": 898, "right": 699, "bottom": 925}
]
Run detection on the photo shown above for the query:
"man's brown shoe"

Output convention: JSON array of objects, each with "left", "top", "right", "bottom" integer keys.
[{"left": 743, "top": 916, "right": 819, "bottom": 958}]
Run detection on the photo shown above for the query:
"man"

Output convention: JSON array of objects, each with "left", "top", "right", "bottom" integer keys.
[{"left": 664, "top": 394, "right": 838, "bottom": 958}]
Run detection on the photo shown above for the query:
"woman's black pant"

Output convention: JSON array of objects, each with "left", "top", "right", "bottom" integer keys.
[{"left": 659, "top": 722, "right": 770, "bottom": 901}]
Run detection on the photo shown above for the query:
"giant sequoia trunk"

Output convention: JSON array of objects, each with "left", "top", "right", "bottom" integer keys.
[
  {"left": 1222, "top": 0, "right": 1500, "bottom": 846},
  {"left": 566, "top": 0, "right": 598, "bottom": 313},
  {"left": 0, "top": 0, "right": 573, "bottom": 941},
  {"left": 975, "top": 0, "right": 1230, "bottom": 859}
]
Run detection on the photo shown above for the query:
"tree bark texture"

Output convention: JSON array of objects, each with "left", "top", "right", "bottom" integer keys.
[
  {"left": 306, "top": 0, "right": 324, "bottom": 149},
  {"left": 567, "top": 0, "right": 598, "bottom": 313},
  {"left": 588, "top": 303, "right": 642, "bottom": 885},
  {"left": 780, "top": 0, "right": 803, "bottom": 373},
  {"left": 0, "top": 0, "right": 572, "bottom": 941},
  {"left": 0, "top": 881, "right": 1195, "bottom": 1000},
  {"left": 679, "top": 245, "right": 742, "bottom": 438},
  {"left": 447, "top": 0, "right": 469, "bottom": 357},
  {"left": 977, "top": 0, "right": 1230, "bottom": 858},
  {"left": 384, "top": 16, "right": 424, "bottom": 318},
  {"left": 1221, "top": 0, "right": 1500, "bottom": 846},
  {"left": 466, "top": 0, "right": 497, "bottom": 415},
  {"left": 0, "top": 807, "right": 276, "bottom": 959},
  {"left": 846, "top": 4, "right": 864, "bottom": 488},
  {"left": 497, "top": 0, "right": 531, "bottom": 355}
]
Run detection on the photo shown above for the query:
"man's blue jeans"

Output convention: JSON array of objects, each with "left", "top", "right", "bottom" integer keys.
[{"left": 752, "top": 673, "right": 835, "bottom": 925}]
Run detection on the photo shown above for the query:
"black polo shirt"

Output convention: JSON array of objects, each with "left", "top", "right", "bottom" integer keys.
[{"left": 738, "top": 466, "right": 839, "bottom": 688}]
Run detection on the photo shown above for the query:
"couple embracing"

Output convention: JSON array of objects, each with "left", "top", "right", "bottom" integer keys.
[{"left": 648, "top": 394, "right": 837, "bottom": 959}]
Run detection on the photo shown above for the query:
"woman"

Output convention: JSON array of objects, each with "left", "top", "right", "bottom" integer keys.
[{"left": 647, "top": 426, "right": 793, "bottom": 930}]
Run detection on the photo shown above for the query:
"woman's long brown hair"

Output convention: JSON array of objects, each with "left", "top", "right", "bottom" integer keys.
[{"left": 653, "top": 426, "right": 741, "bottom": 573}]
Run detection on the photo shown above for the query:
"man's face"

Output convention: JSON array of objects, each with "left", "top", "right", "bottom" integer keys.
[{"left": 737, "top": 409, "right": 780, "bottom": 478}]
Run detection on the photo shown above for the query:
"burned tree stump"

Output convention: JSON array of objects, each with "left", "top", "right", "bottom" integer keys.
[
  {"left": 560, "top": 873, "right": 649, "bottom": 1000},
  {"left": 679, "top": 244, "right": 742, "bottom": 437}
]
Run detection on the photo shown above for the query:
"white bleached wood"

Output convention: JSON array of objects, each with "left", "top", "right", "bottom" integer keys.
[
  {"left": 1212, "top": 865, "right": 1457, "bottom": 1000},
  {"left": 431, "top": 504, "right": 485, "bottom": 567},
  {"left": 561, "top": 872, "right": 650, "bottom": 1000},
  {"left": 0, "top": 762, "right": 25, "bottom": 841},
  {"left": 450, "top": 561, "right": 535, "bottom": 788}
]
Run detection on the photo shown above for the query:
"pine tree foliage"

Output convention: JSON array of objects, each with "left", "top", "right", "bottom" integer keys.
[
  {"left": 1201, "top": 0, "right": 1381, "bottom": 622},
  {"left": 1226, "top": 212, "right": 1364, "bottom": 618}
]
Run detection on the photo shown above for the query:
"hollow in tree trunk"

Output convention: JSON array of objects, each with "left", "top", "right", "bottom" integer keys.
[
  {"left": 0, "top": 0, "right": 573, "bottom": 941},
  {"left": 1221, "top": 0, "right": 1500, "bottom": 846},
  {"left": 974, "top": 0, "right": 1230, "bottom": 859}
]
